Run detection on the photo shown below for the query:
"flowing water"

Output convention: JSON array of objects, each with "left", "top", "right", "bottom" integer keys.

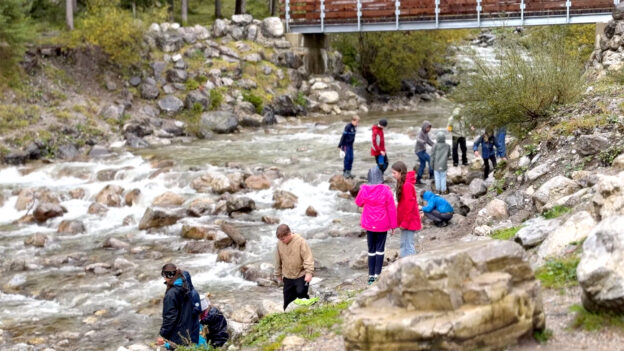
[{"left": 0, "top": 102, "right": 452, "bottom": 350}]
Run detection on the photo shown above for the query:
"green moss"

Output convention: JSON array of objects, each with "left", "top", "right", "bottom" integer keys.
[
  {"left": 570, "top": 304, "right": 624, "bottom": 332},
  {"left": 209, "top": 88, "right": 224, "bottom": 111},
  {"left": 535, "top": 255, "right": 580, "bottom": 289},
  {"left": 490, "top": 226, "right": 522, "bottom": 240},
  {"left": 295, "top": 92, "right": 307, "bottom": 107},
  {"left": 543, "top": 205, "right": 571, "bottom": 219},
  {"left": 241, "top": 301, "right": 350, "bottom": 351},
  {"left": 534, "top": 329, "right": 553, "bottom": 344},
  {"left": 242, "top": 92, "right": 264, "bottom": 114}
]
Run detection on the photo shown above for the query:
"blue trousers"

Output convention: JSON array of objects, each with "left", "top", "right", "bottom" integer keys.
[
  {"left": 496, "top": 128, "right": 506, "bottom": 158},
  {"left": 343, "top": 146, "right": 354, "bottom": 171},
  {"left": 416, "top": 150, "right": 433, "bottom": 181},
  {"left": 367, "top": 231, "right": 387, "bottom": 276},
  {"left": 400, "top": 229, "right": 416, "bottom": 257}
]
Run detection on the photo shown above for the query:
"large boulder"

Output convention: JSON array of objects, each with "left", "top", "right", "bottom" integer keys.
[
  {"left": 532, "top": 176, "right": 581, "bottom": 212},
  {"left": 191, "top": 172, "right": 242, "bottom": 194},
  {"left": 343, "top": 240, "right": 544, "bottom": 351},
  {"left": 262, "top": 17, "right": 284, "bottom": 37},
  {"left": 57, "top": 220, "right": 86, "bottom": 235},
  {"left": 537, "top": 211, "right": 596, "bottom": 263},
  {"left": 484, "top": 198, "right": 508, "bottom": 220},
  {"left": 576, "top": 134, "right": 610, "bottom": 156},
  {"left": 592, "top": 172, "right": 624, "bottom": 219},
  {"left": 24, "top": 233, "right": 48, "bottom": 248},
  {"left": 221, "top": 222, "right": 247, "bottom": 247},
  {"left": 225, "top": 196, "right": 256, "bottom": 214},
  {"left": 138, "top": 207, "right": 184, "bottom": 230},
  {"left": 613, "top": 153, "right": 624, "bottom": 170},
  {"left": 152, "top": 192, "right": 185, "bottom": 207},
  {"left": 271, "top": 95, "right": 305, "bottom": 116},
  {"left": 513, "top": 217, "right": 561, "bottom": 249},
  {"left": 240, "top": 262, "right": 278, "bottom": 286},
  {"left": 329, "top": 175, "right": 355, "bottom": 192},
  {"left": 273, "top": 190, "right": 298, "bottom": 209},
  {"left": 33, "top": 203, "right": 65, "bottom": 222},
  {"left": 244, "top": 175, "right": 271, "bottom": 190},
  {"left": 200, "top": 111, "right": 239, "bottom": 134},
  {"left": 469, "top": 178, "right": 487, "bottom": 198},
  {"left": 95, "top": 185, "right": 125, "bottom": 207},
  {"left": 158, "top": 95, "right": 185, "bottom": 115},
  {"left": 578, "top": 216, "right": 624, "bottom": 312}
]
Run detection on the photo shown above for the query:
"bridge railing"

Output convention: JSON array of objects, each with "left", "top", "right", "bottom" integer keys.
[{"left": 282, "top": 0, "right": 616, "bottom": 30}]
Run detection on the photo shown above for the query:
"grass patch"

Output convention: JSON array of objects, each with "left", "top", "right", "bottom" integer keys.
[
  {"left": 552, "top": 114, "right": 608, "bottom": 136},
  {"left": 535, "top": 255, "right": 580, "bottom": 289},
  {"left": 599, "top": 146, "right": 623, "bottom": 167},
  {"left": 543, "top": 205, "right": 571, "bottom": 219},
  {"left": 209, "top": 88, "right": 225, "bottom": 111},
  {"left": 570, "top": 304, "right": 624, "bottom": 332},
  {"left": 491, "top": 226, "right": 522, "bottom": 240},
  {"left": 241, "top": 301, "right": 350, "bottom": 351},
  {"left": 242, "top": 92, "right": 263, "bottom": 114},
  {"left": 175, "top": 344, "right": 219, "bottom": 351},
  {"left": 533, "top": 328, "right": 553, "bottom": 344}
]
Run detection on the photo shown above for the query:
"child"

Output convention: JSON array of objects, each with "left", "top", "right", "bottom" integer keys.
[
  {"left": 421, "top": 191, "right": 454, "bottom": 227},
  {"left": 414, "top": 120, "right": 434, "bottom": 184},
  {"left": 390, "top": 161, "right": 422, "bottom": 257},
  {"left": 355, "top": 166, "right": 397, "bottom": 284},
  {"left": 198, "top": 296, "right": 229, "bottom": 348},
  {"left": 338, "top": 115, "right": 360, "bottom": 179},
  {"left": 430, "top": 132, "right": 451, "bottom": 194},
  {"left": 371, "top": 119, "right": 388, "bottom": 172},
  {"left": 473, "top": 128, "right": 498, "bottom": 179}
]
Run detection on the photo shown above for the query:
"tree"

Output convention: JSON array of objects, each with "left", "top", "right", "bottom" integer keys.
[
  {"left": 0, "top": 0, "right": 34, "bottom": 76},
  {"left": 270, "top": 0, "right": 277, "bottom": 16},
  {"left": 66, "top": 0, "right": 73, "bottom": 30},
  {"left": 181, "top": 0, "right": 187, "bottom": 25},
  {"left": 215, "top": 0, "right": 222, "bottom": 18},
  {"left": 235, "top": 0, "right": 245, "bottom": 14}
]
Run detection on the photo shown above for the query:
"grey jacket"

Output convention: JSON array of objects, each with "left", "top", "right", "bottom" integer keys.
[
  {"left": 430, "top": 132, "right": 450, "bottom": 172},
  {"left": 447, "top": 110, "right": 467, "bottom": 138},
  {"left": 415, "top": 120, "right": 434, "bottom": 154}
]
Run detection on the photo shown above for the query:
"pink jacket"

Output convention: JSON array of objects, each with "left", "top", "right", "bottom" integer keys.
[{"left": 355, "top": 184, "right": 398, "bottom": 232}]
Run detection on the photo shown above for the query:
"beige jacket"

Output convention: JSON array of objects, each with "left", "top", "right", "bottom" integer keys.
[{"left": 274, "top": 234, "right": 314, "bottom": 279}]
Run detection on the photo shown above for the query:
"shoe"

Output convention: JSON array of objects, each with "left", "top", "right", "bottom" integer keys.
[
  {"left": 440, "top": 221, "right": 449, "bottom": 227},
  {"left": 367, "top": 276, "right": 376, "bottom": 285},
  {"left": 344, "top": 170, "right": 354, "bottom": 179},
  {"left": 433, "top": 221, "right": 443, "bottom": 227},
  {"left": 453, "top": 163, "right": 458, "bottom": 167}
]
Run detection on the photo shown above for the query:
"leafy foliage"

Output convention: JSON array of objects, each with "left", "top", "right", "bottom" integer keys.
[
  {"left": 453, "top": 29, "right": 586, "bottom": 131},
  {"left": 533, "top": 328, "right": 553, "bottom": 344},
  {"left": 535, "top": 255, "right": 579, "bottom": 289},
  {"left": 0, "top": 0, "right": 35, "bottom": 79},
  {"left": 71, "top": 0, "right": 145, "bottom": 65},
  {"left": 243, "top": 92, "right": 264, "bottom": 114},
  {"left": 542, "top": 205, "right": 571, "bottom": 219}
]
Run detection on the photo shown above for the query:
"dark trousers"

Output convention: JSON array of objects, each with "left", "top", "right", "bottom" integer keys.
[
  {"left": 416, "top": 150, "right": 433, "bottom": 181},
  {"left": 283, "top": 276, "right": 309, "bottom": 310},
  {"left": 343, "top": 146, "right": 354, "bottom": 172},
  {"left": 367, "top": 231, "right": 387, "bottom": 276},
  {"left": 483, "top": 155, "right": 497, "bottom": 179},
  {"left": 375, "top": 155, "right": 388, "bottom": 173},
  {"left": 424, "top": 210, "right": 453, "bottom": 224},
  {"left": 452, "top": 136, "right": 468, "bottom": 166}
]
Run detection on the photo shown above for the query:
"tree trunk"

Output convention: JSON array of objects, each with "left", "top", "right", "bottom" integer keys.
[
  {"left": 65, "top": 0, "right": 74, "bottom": 31},
  {"left": 72, "top": 0, "right": 77, "bottom": 14},
  {"left": 181, "top": 0, "right": 188, "bottom": 25},
  {"left": 215, "top": 0, "right": 222, "bottom": 18},
  {"left": 168, "top": 0, "right": 174, "bottom": 21},
  {"left": 270, "top": 0, "right": 277, "bottom": 16},
  {"left": 235, "top": 0, "right": 246, "bottom": 14},
  {"left": 132, "top": 1, "right": 137, "bottom": 18}
]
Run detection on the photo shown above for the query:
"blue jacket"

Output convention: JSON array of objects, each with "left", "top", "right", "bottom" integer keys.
[
  {"left": 473, "top": 134, "right": 498, "bottom": 159},
  {"left": 421, "top": 191, "right": 453, "bottom": 214},
  {"left": 160, "top": 276, "right": 200, "bottom": 346},
  {"left": 338, "top": 122, "right": 357, "bottom": 149}
]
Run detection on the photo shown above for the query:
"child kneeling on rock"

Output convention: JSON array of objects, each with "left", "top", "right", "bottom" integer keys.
[
  {"left": 197, "top": 295, "right": 229, "bottom": 348},
  {"left": 421, "top": 191, "right": 454, "bottom": 227}
]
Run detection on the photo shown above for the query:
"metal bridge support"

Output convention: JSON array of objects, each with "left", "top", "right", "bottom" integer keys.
[{"left": 303, "top": 33, "right": 329, "bottom": 74}]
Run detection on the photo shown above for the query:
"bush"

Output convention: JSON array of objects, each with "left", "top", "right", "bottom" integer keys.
[
  {"left": 209, "top": 88, "right": 223, "bottom": 111},
  {"left": 71, "top": 0, "right": 145, "bottom": 65},
  {"left": 243, "top": 92, "right": 263, "bottom": 114},
  {"left": 453, "top": 30, "right": 586, "bottom": 131},
  {"left": 534, "top": 328, "right": 553, "bottom": 344}
]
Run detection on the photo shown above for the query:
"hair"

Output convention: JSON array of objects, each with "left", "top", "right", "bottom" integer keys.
[
  {"left": 276, "top": 224, "right": 291, "bottom": 238},
  {"left": 351, "top": 115, "right": 360, "bottom": 122},
  {"left": 379, "top": 119, "right": 388, "bottom": 127},
  {"left": 162, "top": 263, "right": 184, "bottom": 291},
  {"left": 391, "top": 161, "right": 408, "bottom": 202}
]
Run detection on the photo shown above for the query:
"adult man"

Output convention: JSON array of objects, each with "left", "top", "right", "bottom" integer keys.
[
  {"left": 371, "top": 119, "right": 388, "bottom": 172},
  {"left": 274, "top": 224, "right": 314, "bottom": 310},
  {"left": 338, "top": 115, "right": 360, "bottom": 179},
  {"left": 447, "top": 107, "right": 469, "bottom": 167}
]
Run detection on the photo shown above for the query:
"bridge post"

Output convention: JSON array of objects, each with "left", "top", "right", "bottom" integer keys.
[
  {"left": 566, "top": 0, "right": 571, "bottom": 23},
  {"left": 476, "top": 0, "right": 482, "bottom": 27},
  {"left": 303, "top": 33, "right": 329, "bottom": 74},
  {"left": 285, "top": 0, "right": 290, "bottom": 32},
  {"left": 357, "top": 0, "right": 362, "bottom": 31},
  {"left": 520, "top": 0, "right": 525, "bottom": 25},
  {"left": 435, "top": 0, "right": 440, "bottom": 28},
  {"left": 320, "top": 0, "right": 325, "bottom": 32},
  {"left": 395, "top": 0, "right": 400, "bottom": 30}
]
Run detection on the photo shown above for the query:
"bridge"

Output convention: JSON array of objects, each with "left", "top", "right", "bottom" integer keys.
[{"left": 281, "top": 0, "right": 620, "bottom": 33}]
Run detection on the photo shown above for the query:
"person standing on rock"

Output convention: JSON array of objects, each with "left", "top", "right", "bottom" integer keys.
[
  {"left": 495, "top": 126, "right": 507, "bottom": 160},
  {"left": 274, "top": 224, "right": 314, "bottom": 310},
  {"left": 338, "top": 115, "right": 360, "bottom": 179},
  {"left": 391, "top": 161, "right": 422, "bottom": 257},
  {"left": 430, "top": 132, "right": 451, "bottom": 194},
  {"left": 415, "top": 120, "right": 434, "bottom": 184},
  {"left": 157, "top": 263, "right": 200, "bottom": 349},
  {"left": 421, "top": 191, "right": 454, "bottom": 227},
  {"left": 473, "top": 128, "right": 499, "bottom": 179},
  {"left": 371, "top": 119, "right": 388, "bottom": 172},
  {"left": 355, "top": 166, "right": 397, "bottom": 284},
  {"left": 447, "top": 107, "right": 469, "bottom": 167}
]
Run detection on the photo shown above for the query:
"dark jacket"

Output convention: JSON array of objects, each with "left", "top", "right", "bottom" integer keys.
[
  {"left": 201, "top": 307, "right": 229, "bottom": 347},
  {"left": 338, "top": 122, "right": 357, "bottom": 149},
  {"left": 183, "top": 271, "right": 202, "bottom": 316},
  {"left": 370, "top": 125, "right": 385, "bottom": 156},
  {"left": 160, "top": 276, "right": 200, "bottom": 346},
  {"left": 473, "top": 134, "right": 498, "bottom": 159},
  {"left": 421, "top": 191, "right": 454, "bottom": 214},
  {"left": 415, "top": 121, "right": 434, "bottom": 154}
]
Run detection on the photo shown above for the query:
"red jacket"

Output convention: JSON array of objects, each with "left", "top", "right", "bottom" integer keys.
[
  {"left": 370, "top": 125, "right": 385, "bottom": 156},
  {"left": 397, "top": 171, "right": 422, "bottom": 231}
]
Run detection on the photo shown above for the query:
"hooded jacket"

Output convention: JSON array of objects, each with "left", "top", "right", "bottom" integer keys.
[
  {"left": 415, "top": 121, "right": 434, "bottom": 154},
  {"left": 160, "top": 276, "right": 200, "bottom": 346},
  {"left": 447, "top": 109, "right": 467, "bottom": 138},
  {"left": 430, "top": 132, "right": 451, "bottom": 172},
  {"left": 421, "top": 191, "right": 453, "bottom": 214},
  {"left": 370, "top": 125, "right": 386, "bottom": 156},
  {"left": 200, "top": 307, "right": 229, "bottom": 347},
  {"left": 338, "top": 122, "right": 357, "bottom": 149},
  {"left": 473, "top": 133, "right": 498, "bottom": 159},
  {"left": 355, "top": 184, "right": 397, "bottom": 232},
  {"left": 397, "top": 171, "right": 422, "bottom": 231}
]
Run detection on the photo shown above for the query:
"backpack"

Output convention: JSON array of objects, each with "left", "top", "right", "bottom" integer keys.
[{"left": 183, "top": 271, "right": 202, "bottom": 316}]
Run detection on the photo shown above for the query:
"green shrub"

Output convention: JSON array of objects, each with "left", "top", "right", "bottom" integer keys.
[
  {"left": 535, "top": 255, "right": 580, "bottom": 289},
  {"left": 599, "top": 146, "right": 623, "bottom": 167},
  {"left": 209, "top": 88, "right": 223, "bottom": 111},
  {"left": 543, "top": 205, "right": 571, "bottom": 219},
  {"left": 71, "top": 0, "right": 144, "bottom": 65},
  {"left": 533, "top": 328, "right": 553, "bottom": 344},
  {"left": 186, "top": 80, "right": 200, "bottom": 91},
  {"left": 243, "top": 92, "right": 263, "bottom": 114},
  {"left": 491, "top": 226, "right": 521, "bottom": 240},
  {"left": 453, "top": 30, "right": 585, "bottom": 131},
  {"left": 570, "top": 304, "right": 624, "bottom": 332},
  {"left": 0, "top": 0, "right": 35, "bottom": 80},
  {"left": 294, "top": 92, "right": 307, "bottom": 107}
]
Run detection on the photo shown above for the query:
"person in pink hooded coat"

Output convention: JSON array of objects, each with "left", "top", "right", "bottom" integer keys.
[{"left": 355, "top": 166, "right": 397, "bottom": 285}]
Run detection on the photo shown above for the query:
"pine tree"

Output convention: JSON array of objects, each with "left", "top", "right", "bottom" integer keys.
[{"left": 0, "top": 0, "right": 34, "bottom": 75}]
